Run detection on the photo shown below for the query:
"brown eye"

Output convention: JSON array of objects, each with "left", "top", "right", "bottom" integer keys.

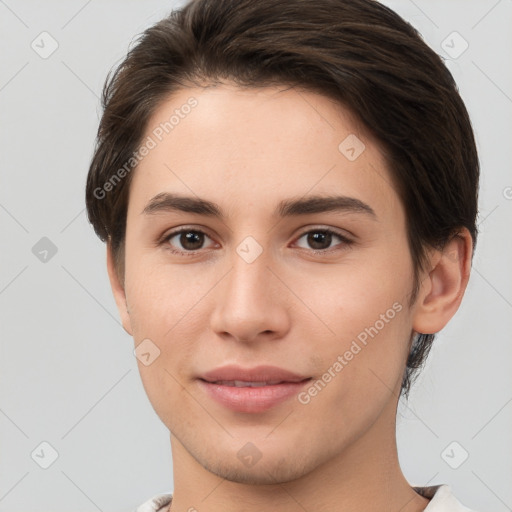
[
  {"left": 164, "top": 229, "right": 215, "bottom": 253},
  {"left": 178, "top": 231, "right": 204, "bottom": 250},
  {"left": 307, "top": 231, "right": 333, "bottom": 250},
  {"left": 295, "top": 229, "right": 350, "bottom": 252}
]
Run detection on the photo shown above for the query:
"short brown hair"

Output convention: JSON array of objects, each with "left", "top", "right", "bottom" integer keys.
[{"left": 85, "top": 0, "right": 479, "bottom": 396}]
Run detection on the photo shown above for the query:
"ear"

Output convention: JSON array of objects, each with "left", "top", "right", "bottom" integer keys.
[
  {"left": 106, "top": 242, "right": 133, "bottom": 335},
  {"left": 412, "top": 228, "right": 473, "bottom": 334}
]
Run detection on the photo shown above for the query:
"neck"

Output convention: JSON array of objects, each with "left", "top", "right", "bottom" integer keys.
[{"left": 168, "top": 399, "right": 429, "bottom": 512}]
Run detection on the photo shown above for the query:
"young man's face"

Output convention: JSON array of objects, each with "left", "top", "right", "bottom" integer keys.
[{"left": 111, "top": 84, "right": 425, "bottom": 484}]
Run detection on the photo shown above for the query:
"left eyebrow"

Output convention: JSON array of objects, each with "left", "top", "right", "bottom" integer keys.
[
  {"left": 276, "top": 194, "right": 376, "bottom": 219},
  {"left": 141, "top": 192, "right": 376, "bottom": 219}
]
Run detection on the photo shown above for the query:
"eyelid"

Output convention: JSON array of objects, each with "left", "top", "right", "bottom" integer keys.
[{"left": 293, "top": 225, "right": 354, "bottom": 240}]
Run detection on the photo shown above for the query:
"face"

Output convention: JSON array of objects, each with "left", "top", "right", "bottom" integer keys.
[{"left": 115, "top": 84, "right": 421, "bottom": 484}]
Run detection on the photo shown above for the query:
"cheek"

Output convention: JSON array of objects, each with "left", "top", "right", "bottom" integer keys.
[
  {"left": 302, "top": 253, "right": 412, "bottom": 338},
  {"left": 124, "top": 254, "right": 201, "bottom": 421},
  {"left": 299, "top": 255, "right": 413, "bottom": 392},
  {"left": 124, "top": 248, "right": 205, "bottom": 337},
  {"left": 123, "top": 251, "right": 213, "bottom": 402},
  {"left": 295, "top": 280, "right": 411, "bottom": 441}
]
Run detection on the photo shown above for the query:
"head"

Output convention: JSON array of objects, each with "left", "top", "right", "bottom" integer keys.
[{"left": 86, "top": 0, "right": 478, "bottom": 485}]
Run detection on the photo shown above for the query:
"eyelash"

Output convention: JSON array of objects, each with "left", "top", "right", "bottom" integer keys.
[{"left": 159, "top": 226, "right": 353, "bottom": 256}]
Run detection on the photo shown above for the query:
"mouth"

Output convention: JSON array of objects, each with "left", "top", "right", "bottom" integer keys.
[
  {"left": 201, "top": 379, "right": 293, "bottom": 387},
  {"left": 199, "top": 364, "right": 310, "bottom": 384},
  {"left": 197, "top": 365, "right": 312, "bottom": 413}
]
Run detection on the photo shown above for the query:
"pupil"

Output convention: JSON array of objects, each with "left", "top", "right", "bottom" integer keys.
[
  {"left": 181, "top": 231, "right": 203, "bottom": 250},
  {"left": 308, "top": 231, "right": 331, "bottom": 250}
]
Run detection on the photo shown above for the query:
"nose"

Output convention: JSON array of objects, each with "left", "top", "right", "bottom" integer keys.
[{"left": 209, "top": 247, "right": 291, "bottom": 344}]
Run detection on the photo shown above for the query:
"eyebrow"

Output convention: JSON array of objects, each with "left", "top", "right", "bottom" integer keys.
[{"left": 142, "top": 192, "right": 376, "bottom": 219}]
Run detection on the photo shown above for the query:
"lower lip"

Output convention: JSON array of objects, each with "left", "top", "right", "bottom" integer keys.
[{"left": 198, "top": 379, "right": 311, "bottom": 413}]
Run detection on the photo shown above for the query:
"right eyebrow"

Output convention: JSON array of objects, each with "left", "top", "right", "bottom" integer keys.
[{"left": 142, "top": 193, "right": 223, "bottom": 217}]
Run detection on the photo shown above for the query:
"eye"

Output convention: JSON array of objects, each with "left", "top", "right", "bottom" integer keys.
[
  {"left": 162, "top": 228, "right": 216, "bottom": 253},
  {"left": 294, "top": 228, "right": 351, "bottom": 252}
]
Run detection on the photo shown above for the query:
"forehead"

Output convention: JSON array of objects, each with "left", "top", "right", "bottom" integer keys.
[{"left": 129, "top": 84, "right": 402, "bottom": 222}]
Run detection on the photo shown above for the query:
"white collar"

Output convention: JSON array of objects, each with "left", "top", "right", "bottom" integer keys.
[{"left": 135, "top": 484, "right": 477, "bottom": 512}]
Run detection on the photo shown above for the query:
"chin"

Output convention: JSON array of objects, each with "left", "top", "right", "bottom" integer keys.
[
  {"left": 181, "top": 431, "right": 325, "bottom": 485},
  {"left": 199, "top": 452, "right": 313, "bottom": 486}
]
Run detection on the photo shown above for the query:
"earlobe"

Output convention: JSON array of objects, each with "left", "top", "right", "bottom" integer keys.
[
  {"left": 412, "top": 229, "right": 473, "bottom": 335},
  {"left": 106, "top": 243, "right": 133, "bottom": 335}
]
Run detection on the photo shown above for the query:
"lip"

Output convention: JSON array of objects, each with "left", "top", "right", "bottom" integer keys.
[
  {"left": 197, "top": 365, "right": 311, "bottom": 413},
  {"left": 200, "top": 364, "right": 309, "bottom": 384}
]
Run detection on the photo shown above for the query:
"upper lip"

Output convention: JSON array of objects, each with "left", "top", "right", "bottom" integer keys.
[{"left": 199, "top": 365, "right": 310, "bottom": 384}]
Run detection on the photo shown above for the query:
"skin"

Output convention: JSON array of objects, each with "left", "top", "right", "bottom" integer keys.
[{"left": 107, "top": 84, "right": 472, "bottom": 512}]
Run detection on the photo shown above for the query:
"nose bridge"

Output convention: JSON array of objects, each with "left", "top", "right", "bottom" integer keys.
[
  {"left": 210, "top": 237, "right": 290, "bottom": 342},
  {"left": 230, "top": 242, "right": 271, "bottom": 300}
]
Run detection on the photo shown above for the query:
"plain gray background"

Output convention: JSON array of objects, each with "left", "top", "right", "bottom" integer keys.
[{"left": 0, "top": 0, "right": 511, "bottom": 511}]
